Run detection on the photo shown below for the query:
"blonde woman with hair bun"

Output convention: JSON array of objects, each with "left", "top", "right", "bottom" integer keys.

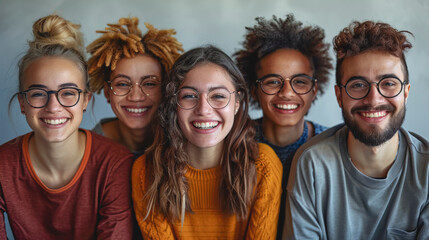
[{"left": 0, "top": 14, "right": 134, "bottom": 239}]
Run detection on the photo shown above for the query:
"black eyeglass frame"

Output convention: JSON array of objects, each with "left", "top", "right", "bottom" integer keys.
[
  {"left": 338, "top": 76, "right": 406, "bottom": 100},
  {"left": 19, "top": 87, "right": 84, "bottom": 108},
  {"left": 256, "top": 73, "right": 317, "bottom": 95}
]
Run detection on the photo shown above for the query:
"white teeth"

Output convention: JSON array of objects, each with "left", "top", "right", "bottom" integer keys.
[
  {"left": 193, "top": 122, "right": 219, "bottom": 129},
  {"left": 43, "top": 118, "right": 67, "bottom": 125},
  {"left": 362, "top": 112, "right": 387, "bottom": 118},
  {"left": 275, "top": 104, "right": 298, "bottom": 110},
  {"left": 126, "top": 108, "right": 148, "bottom": 113}
]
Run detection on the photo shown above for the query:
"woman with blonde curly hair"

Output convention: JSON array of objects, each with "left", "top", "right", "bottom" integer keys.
[
  {"left": 132, "top": 46, "right": 282, "bottom": 239},
  {"left": 87, "top": 17, "right": 183, "bottom": 158},
  {"left": 1, "top": 14, "right": 134, "bottom": 239}
]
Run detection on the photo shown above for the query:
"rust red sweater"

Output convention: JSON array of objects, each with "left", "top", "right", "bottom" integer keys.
[{"left": 0, "top": 130, "right": 134, "bottom": 239}]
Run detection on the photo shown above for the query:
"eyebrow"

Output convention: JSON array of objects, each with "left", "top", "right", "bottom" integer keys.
[
  {"left": 378, "top": 74, "right": 399, "bottom": 79},
  {"left": 27, "top": 83, "right": 79, "bottom": 89},
  {"left": 111, "top": 74, "right": 131, "bottom": 81},
  {"left": 180, "top": 85, "right": 230, "bottom": 92},
  {"left": 346, "top": 74, "right": 400, "bottom": 83}
]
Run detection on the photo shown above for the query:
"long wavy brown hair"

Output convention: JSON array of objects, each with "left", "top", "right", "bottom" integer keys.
[
  {"left": 333, "top": 20, "right": 413, "bottom": 85},
  {"left": 143, "top": 45, "right": 258, "bottom": 223}
]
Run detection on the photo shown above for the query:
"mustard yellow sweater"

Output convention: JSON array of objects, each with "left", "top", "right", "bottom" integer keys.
[{"left": 132, "top": 143, "right": 282, "bottom": 239}]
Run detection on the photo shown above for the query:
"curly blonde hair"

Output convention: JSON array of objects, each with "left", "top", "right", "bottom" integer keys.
[{"left": 87, "top": 17, "right": 183, "bottom": 93}]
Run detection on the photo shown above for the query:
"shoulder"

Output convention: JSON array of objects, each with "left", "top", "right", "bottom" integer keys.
[
  {"left": 0, "top": 134, "right": 29, "bottom": 160},
  {"left": 89, "top": 130, "right": 132, "bottom": 156},
  {"left": 401, "top": 128, "right": 429, "bottom": 158},
  {"left": 92, "top": 117, "right": 118, "bottom": 135},
  {"left": 256, "top": 143, "right": 282, "bottom": 183},
  {"left": 307, "top": 120, "right": 329, "bottom": 135},
  {"left": 132, "top": 154, "right": 147, "bottom": 177},
  {"left": 295, "top": 123, "right": 345, "bottom": 158},
  {"left": 86, "top": 130, "right": 133, "bottom": 169}
]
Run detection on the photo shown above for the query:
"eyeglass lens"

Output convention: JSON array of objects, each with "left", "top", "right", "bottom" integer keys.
[
  {"left": 23, "top": 88, "right": 81, "bottom": 108},
  {"left": 259, "top": 75, "right": 314, "bottom": 95},
  {"left": 176, "top": 88, "right": 233, "bottom": 109},
  {"left": 109, "top": 76, "right": 160, "bottom": 96},
  {"left": 345, "top": 77, "right": 403, "bottom": 99}
]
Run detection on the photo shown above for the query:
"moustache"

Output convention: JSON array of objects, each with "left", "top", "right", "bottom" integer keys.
[{"left": 351, "top": 104, "right": 395, "bottom": 114}]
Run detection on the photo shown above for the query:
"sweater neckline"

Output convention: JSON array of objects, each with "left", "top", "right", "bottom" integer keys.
[{"left": 185, "top": 164, "right": 222, "bottom": 180}]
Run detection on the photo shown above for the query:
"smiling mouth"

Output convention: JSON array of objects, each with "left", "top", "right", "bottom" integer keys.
[
  {"left": 361, "top": 111, "right": 387, "bottom": 118},
  {"left": 125, "top": 107, "right": 148, "bottom": 113},
  {"left": 43, "top": 118, "right": 67, "bottom": 125},
  {"left": 192, "top": 121, "right": 219, "bottom": 129},
  {"left": 275, "top": 104, "right": 298, "bottom": 110}
]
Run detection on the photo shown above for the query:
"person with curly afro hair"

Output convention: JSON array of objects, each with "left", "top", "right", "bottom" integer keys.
[
  {"left": 87, "top": 17, "right": 183, "bottom": 159},
  {"left": 234, "top": 13, "right": 332, "bottom": 238}
]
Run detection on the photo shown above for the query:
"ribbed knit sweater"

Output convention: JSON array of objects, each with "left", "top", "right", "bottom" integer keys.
[{"left": 132, "top": 143, "right": 282, "bottom": 239}]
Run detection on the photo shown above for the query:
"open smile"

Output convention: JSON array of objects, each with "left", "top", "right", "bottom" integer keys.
[{"left": 192, "top": 121, "right": 219, "bottom": 130}]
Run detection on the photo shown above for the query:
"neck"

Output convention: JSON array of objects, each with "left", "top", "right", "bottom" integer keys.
[
  {"left": 29, "top": 130, "right": 86, "bottom": 188},
  {"left": 107, "top": 120, "right": 153, "bottom": 153},
  {"left": 262, "top": 117, "right": 307, "bottom": 146},
  {"left": 186, "top": 142, "right": 223, "bottom": 170},
  {"left": 347, "top": 131, "right": 399, "bottom": 178}
]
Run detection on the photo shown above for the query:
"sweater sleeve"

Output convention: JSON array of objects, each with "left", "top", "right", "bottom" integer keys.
[
  {"left": 97, "top": 152, "right": 134, "bottom": 240},
  {"left": 0, "top": 183, "right": 6, "bottom": 239},
  {"left": 284, "top": 149, "right": 322, "bottom": 240},
  {"left": 132, "top": 155, "right": 175, "bottom": 240},
  {"left": 246, "top": 143, "right": 283, "bottom": 240}
]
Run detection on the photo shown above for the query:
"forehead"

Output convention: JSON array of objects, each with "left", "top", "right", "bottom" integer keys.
[
  {"left": 257, "top": 48, "right": 312, "bottom": 77},
  {"left": 182, "top": 62, "right": 235, "bottom": 90},
  {"left": 22, "top": 56, "right": 85, "bottom": 88},
  {"left": 341, "top": 51, "right": 405, "bottom": 82},
  {"left": 112, "top": 54, "right": 162, "bottom": 75}
]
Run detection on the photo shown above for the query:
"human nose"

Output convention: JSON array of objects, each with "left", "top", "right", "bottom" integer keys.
[
  {"left": 194, "top": 94, "right": 213, "bottom": 114},
  {"left": 127, "top": 82, "right": 148, "bottom": 101},
  {"left": 277, "top": 79, "right": 295, "bottom": 97},
  {"left": 44, "top": 93, "right": 62, "bottom": 112},
  {"left": 362, "top": 82, "right": 384, "bottom": 104}
]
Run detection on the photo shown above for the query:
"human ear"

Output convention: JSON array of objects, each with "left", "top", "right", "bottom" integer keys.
[
  {"left": 335, "top": 85, "right": 343, "bottom": 108},
  {"left": 18, "top": 94, "right": 25, "bottom": 114},
  {"left": 103, "top": 82, "right": 111, "bottom": 103}
]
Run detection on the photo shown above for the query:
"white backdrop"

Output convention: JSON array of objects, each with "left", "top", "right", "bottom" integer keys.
[{"left": 1, "top": 0, "right": 428, "bottom": 144}]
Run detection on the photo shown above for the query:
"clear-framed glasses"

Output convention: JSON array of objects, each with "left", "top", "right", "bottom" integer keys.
[
  {"left": 338, "top": 76, "right": 405, "bottom": 100},
  {"left": 256, "top": 74, "right": 317, "bottom": 95},
  {"left": 107, "top": 75, "right": 160, "bottom": 96},
  {"left": 175, "top": 87, "right": 236, "bottom": 110},
  {"left": 19, "top": 87, "right": 83, "bottom": 108}
]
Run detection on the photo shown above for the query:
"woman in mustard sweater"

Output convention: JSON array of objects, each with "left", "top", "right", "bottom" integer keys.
[{"left": 132, "top": 45, "right": 282, "bottom": 239}]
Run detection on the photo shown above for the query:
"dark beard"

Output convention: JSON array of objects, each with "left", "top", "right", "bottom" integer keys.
[{"left": 342, "top": 104, "right": 405, "bottom": 147}]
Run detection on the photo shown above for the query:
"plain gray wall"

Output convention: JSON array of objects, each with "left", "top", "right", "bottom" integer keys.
[{"left": 0, "top": 0, "right": 428, "bottom": 238}]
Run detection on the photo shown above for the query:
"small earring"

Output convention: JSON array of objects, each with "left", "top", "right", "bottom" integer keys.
[
  {"left": 21, "top": 110, "right": 25, "bottom": 114},
  {"left": 107, "top": 99, "right": 110, "bottom": 103},
  {"left": 83, "top": 109, "right": 86, "bottom": 113}
]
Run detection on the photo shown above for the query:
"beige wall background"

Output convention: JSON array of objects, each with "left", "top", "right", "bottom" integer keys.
[{"left": 1, "top": 0, "right": 428, "bottom": 145}]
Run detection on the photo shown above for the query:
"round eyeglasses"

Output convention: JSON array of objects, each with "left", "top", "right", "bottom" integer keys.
[
  {"left": 19, "top": 87, "right": 83, "bottom": 108},
  {"left": 338, "top": 77, "right": 405, "bottom": 100},
  {"left": 256, "top": 74, "right": 317, "bottom": 95},
  {"left": 107, "top": 75, "right": 161, "bottom": 96},
  {"left": 175, "top": 87, "right": 236, "bottom": 110}
]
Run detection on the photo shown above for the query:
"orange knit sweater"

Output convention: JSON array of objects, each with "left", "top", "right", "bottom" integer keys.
[{"left": 132, "top": 143, "right": 282, "bottom": 239}]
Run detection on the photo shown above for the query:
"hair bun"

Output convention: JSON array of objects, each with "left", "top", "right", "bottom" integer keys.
[{"left": 29, "top": 14, "right": 84, "bottom": 56}]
